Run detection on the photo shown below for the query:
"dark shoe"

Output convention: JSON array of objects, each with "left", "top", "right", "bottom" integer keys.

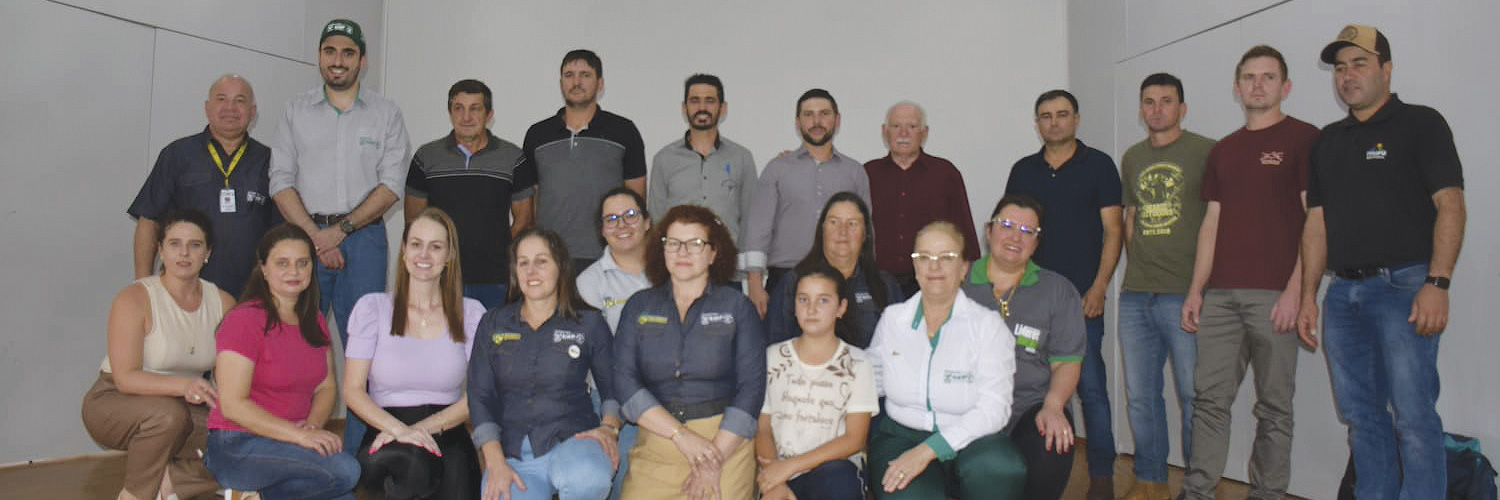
[{"left": 1087, "top": 475, "right": 1115, "bottom": 500}]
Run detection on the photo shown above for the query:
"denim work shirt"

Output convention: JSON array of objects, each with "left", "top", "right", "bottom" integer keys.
[
  {"left": 613, "top": 284, "right": 766, "bottom": 438},
  {"left": 467, "top": 302, "right": 615, "bottom": 458}
]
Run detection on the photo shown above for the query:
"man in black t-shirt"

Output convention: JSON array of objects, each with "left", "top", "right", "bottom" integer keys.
[{"left": 406, "top": 79, "right": 537, "bottom": 308}]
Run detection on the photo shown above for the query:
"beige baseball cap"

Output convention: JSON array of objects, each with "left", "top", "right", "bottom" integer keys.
[{"left": 1321, "top": 24, "right": 1390, "bottom": 64}]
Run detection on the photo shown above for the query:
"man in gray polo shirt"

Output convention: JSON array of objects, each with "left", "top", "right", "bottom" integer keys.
[
  {"left": 521, "top": 49, "right": 647, "bottom": 272},
  {"left": 744, "top": 88, "right": 870, "bottom": 314},
  {"left": 269, "top": 18, "right": 410, "bottom": 453},
  {"left": 647, "top": 74, "right": 757, "bottom": 249}
]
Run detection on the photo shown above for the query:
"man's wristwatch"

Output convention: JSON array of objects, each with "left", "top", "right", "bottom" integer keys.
[
  {"left": 339, "top": 217, "right": 356, "bottom": 235},
  {"left": 1425, "top": 276, "right": 1451, "bottom": 290}
]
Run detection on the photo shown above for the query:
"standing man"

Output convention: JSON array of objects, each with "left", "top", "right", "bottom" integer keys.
[
  {"left": 1179, "top": 45, "right": 1319, "bottom": 500},
  {"left": 1299, "top": 25, "right": 1465, "bottom": 499},
  {"left": 866, "top": 101, "right": 980, "bottom": 296},
  {"left": 269, "top": 18, "right": 411, "bottom": 453},
  {"left": 406, "top": 79, "right": 536, "bottom": 308},
  {"left": 744, "top": 88, "right": 870, "bottom": 314},
  {"left": 522, "top": 49, "right": 647, "bottom": 272},
  {"left": 647, "top": 73, "right": 757, "bottom": 250},
  {"left": 129, "top": 74, "right": 275, "bottom": 296},
  {"left": 1118, "top": 73, "right": 1215, "bottom": 500},
  {"left": 1004, "top": 89, "right": 1122, "bottom": 500}
]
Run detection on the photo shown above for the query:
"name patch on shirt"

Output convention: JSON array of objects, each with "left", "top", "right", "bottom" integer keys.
[
  {"left": 1013, "top": 324, "right": 1041, "bottom": 353},
  {"left": 491, "top": 332, "right": 521, "bottom": 345},
  {"left": 553, "top": 330, "right": 585, "bottom": 344},
  {"left": 854, "top": 292, "right": 872, "bottom": 303},
  {"left": 700, "top": 312, "right": 735, "bottom": 326},
  {"left": 943, "top": 370, "right": 974, "bottom": 384},
  {"left": 1366, "top": 143, "right": 1388, "bottom": 160},
  {"left": 637, "top": 314, "right": 669, "bottom": 325},
  {"left": 602, "top": 297, "right": 628, "bottom": 308},
  {"left": 359, "top": 136, "right": 381, "bottom": 148}
]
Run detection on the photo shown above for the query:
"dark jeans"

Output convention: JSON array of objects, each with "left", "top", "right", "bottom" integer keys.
[
  {"left": 764, "top": 266, "right": 793, "bottom": 293},
  {"left": 463, "top": 283, "right": 509, "bottom": 310},
  {"left": 316, "top": 219, "right": 388, "bottom": 455},
  {"left": 1008, "top": 404, "right": 1075, "bottom": 500},
  {"left": 356, "top": 404, "right": 480, "bottom": 500},
  {"left": 787, "top": 458, "right": 864, "bottom": 500},
  {"left": 1078, "top": 314, "right": 1117, "bottom": 476}
]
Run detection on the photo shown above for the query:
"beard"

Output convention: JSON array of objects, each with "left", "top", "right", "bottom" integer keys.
[
  {"left": 689, "top": 111, "right": 718, "bottom": 131},
  {"left": 801, "top": 126, "right": 834, "bottom": 146}
]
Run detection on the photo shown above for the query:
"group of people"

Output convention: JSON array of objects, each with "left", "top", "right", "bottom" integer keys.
[{"left": 83, "top": 16, "right": 1464, "bottom": 500}]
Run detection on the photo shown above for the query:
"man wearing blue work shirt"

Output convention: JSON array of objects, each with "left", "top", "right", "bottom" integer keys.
[{"left": 269, "top": 18, "right": 411, "bottom": 453}]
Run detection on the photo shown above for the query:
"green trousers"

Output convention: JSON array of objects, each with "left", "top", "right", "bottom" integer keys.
[{"left": 867, "top": 415, "right": 1026, "bottom": 499}]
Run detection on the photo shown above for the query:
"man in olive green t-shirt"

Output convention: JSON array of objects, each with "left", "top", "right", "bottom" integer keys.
[{"left": 1116, "top": 72, "right": 1216, "bottom": 500}]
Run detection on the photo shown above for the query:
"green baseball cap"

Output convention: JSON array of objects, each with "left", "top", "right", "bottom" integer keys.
[{"left": 320, "top": 19, "right": 366, "bottom": 54}]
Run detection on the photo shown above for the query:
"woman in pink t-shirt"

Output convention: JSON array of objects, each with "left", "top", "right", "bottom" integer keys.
[{"left": 202, "top": 224, "right": 359, "bottom": 499}]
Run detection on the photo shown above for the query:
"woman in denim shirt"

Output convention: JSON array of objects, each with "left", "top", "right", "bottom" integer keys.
[
  {"left": 468, "top": 228, "right": 620, "bottom": 500},
  {"left": 614, "top": 205, "right": 766, "bottom": 500}
]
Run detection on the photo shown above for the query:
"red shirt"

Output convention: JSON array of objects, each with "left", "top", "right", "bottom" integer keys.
[
  {"left": 1202, "top": 117, "right": 1319, "bottom": 289},
  {"left": 865, "top": 152, "right": 981, "bottom": 276},
  {"left": 208, "top": 302, "right": 331, "bottom": 431}
]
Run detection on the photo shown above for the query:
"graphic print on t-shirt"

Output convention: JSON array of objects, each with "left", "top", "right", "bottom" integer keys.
[{"left": 1135, "top": 161, "right": 1185, "bottom": 236}]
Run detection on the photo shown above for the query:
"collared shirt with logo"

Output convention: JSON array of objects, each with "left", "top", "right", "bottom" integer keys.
[{"left": 269, "top": 86, "right": 411, "bottom": 214}]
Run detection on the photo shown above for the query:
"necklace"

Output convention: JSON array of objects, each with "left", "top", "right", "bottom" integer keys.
[{"left": 992, "top": 284, "right": 1018, "bottom": 319}]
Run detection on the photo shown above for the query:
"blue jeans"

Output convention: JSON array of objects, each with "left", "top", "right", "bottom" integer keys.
[
  {"left": 485, "top": 436, "right": 614, "bottom": 500},
  {"left": 592, "top": 387, "right": 637, "bottom": 500},
  {"left": 787, "top": 458, "right": 863, "bottom": 500},
  {"left": 464, "top": 283, "right": 508, "bottom": 310},
  {"left": 203, "top": 429, "right": 359, "bottom": 500},
  {"left": 1078, "top": 314, "right": 1117, "bottom": 476},
  {"left": 1119, "top": 291, "right": 1196, "bottom": 481},
  {"left": 1323, "top": 262, "right": 1444, "bottom": 499},
  {"left": 316, "top": 219, "right": 388, "bottom": 454}
]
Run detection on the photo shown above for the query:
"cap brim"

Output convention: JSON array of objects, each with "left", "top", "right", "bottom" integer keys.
[{"left": 1320, "top": 41, "right": 1356, "bottom": 64}]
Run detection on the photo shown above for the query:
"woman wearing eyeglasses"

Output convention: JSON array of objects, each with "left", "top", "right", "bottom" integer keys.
[
  {"left": 866, "top": 220, "right": 1024, "bottom": 499},
  {"left": 960, "top": 195, "right": 1084, "bottom": 500},
  {"left": 614, "top": 204, "right": 766, "bottom": 500}
]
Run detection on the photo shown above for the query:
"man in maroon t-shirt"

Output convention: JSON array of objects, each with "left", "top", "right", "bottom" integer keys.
[{"left": 1177, "top": 45, "right": 1320, "bottom": 500}]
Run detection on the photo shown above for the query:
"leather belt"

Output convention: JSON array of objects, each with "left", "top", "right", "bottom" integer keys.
[
  {"left": 662, "top": 398, "right": 730, "bottom": 421},
  {"left": 310, "top": 213, "right": 347, "bottom": 226}
]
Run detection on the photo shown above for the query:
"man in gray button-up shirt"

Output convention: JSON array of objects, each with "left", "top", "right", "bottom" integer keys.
[
  {"left": 647, "top": 74, "right": 757, "bottom": 258},
  {"left": 744, "top": 88, "right": 870, "bottom": 314}
]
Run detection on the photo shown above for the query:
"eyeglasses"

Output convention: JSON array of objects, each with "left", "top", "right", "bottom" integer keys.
[
  {"left": 662, "top": 237, "right": 712, "bottom": 254},
  {"left": 910, "top": 251, "right": 963, "bottom": 265},
  {"left": 991, "top": 218, "right": 1042, "bottom": 238},
  {"left": 602, "top": 208, "right": 643, "bottom": 227}
]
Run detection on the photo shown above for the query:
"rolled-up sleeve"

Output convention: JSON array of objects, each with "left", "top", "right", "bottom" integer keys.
[
  {"left": 377, "top": 107, "right": 411, "bottom": 200},
  {"left": 466, "top": 310, "right": 503, "bottom": 448},
  {"left": 742, "top": 160, "right": 781, "bottom": 271},
  {"left": 268, "top": 102, "right": 298, "bottom": 196},
  {"left": 586, "top": 313, "right": 619, "bottom": 421},
  {"left": 614, "top": 295, "right": 658, "bottom": 422},
  {"left": 721, "top": 296, "right": 767, "bottom": 438}
]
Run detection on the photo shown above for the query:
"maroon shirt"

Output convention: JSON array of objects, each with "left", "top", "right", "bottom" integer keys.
[
  {"left": 1202, "top": 116, "right": 1319, "bottom": 290},
  {"left": 865, "top": 151, "right": 981, "bottom": 276}
]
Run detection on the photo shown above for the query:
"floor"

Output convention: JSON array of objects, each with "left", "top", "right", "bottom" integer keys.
[{"left": 0, "top": 436, "right": 1310, "bottom": 500}]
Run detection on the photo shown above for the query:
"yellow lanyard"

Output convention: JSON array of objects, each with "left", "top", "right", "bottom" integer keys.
[{"left": 207, "top": 141, "right": 247, "bottom": 187}]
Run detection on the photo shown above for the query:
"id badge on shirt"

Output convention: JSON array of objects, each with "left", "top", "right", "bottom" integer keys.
[{"left": 219, "top": 188, "right": 236, "bottom": 213}]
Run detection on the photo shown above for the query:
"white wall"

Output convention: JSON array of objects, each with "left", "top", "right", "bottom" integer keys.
[
  {"left": 0, "top": 0, "right": 382, "bottom": 464},
  {"left": 381, "top": 0, "right": 1070, "bottom": 238},
  {"left": 1072, "top": 0, "right": 1500, "bottom": 496}
]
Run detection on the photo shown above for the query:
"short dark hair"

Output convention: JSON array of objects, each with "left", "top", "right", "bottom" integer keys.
[
  {"left": 561, "top": 49, "right": 602, "bottom": 78},
  {"left": 1236, "top": 45, "right": 1289, "bottom": 81},
  {"left": 595, "top": 186, "right": 650, "bottom": 246},
  {"left": 684, "top": 74, "right": 724, "bottom": 102},
  {"left": 988, "top": 194, "right": 1047, "bottom": 227},
  {"left": 1140, "top": 73, "right": 1185, "bottom": 103},
  {"left": 796, "top": 88, "right": 839, "bottom": 115},
  {"left": 447, "top": 79, "right": 492, "bottom": 112},
  {"left": 507, "top": 228, "right": 593, "bottom": 320},
  {"left": 155, "top": 209, "right": 215, "bottom": 250},
  {"left": 1034, "top": 89, "right": 1079, "bottom": 116},
  {"left": 645, "top": 205, "right": 738, "bottom": 287}
]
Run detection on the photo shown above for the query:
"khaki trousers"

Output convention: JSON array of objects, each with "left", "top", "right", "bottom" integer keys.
[
  {"left": 81, "top": 372, "right": 219, "bottom": 499},
  {"left": 620, "top": 414, "right": 755, "bottom": 500}
]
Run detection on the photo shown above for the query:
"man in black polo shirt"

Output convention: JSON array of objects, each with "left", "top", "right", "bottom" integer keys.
[
  {"left": 522, "top": 49, "right": 647, "bottom": 272},
  {"left": 1297, "top": 24, "right": 1466, "bottom": 499},
  {"left": 129, "top": 74, "right": 276, "bottom": 296},
  {"left": 407, "top": 79, "right": 536, "bottom": 308}
]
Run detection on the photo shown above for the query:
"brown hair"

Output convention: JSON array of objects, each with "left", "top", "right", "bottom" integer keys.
[
  {"left": 508, "top": 228, "right": 592, "bottom": 321},
  {"left": 1236, "top": 44, "right": 1289, "bottom": 81},
  {"left": 644, "top": 205, "right": 738, "bottom": 287},
  {"left": 390, "top": 207, "right": 467, "bottom": 341},
  {"left": 239, "top": 223, "right": 327, "bottom": 347}
]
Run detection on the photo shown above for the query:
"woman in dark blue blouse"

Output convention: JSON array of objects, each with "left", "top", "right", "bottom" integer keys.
[
  {"left": 468, "top": 228, "right": 620, "bottom": 500},
  {"left": 614, "top": 205, "right": 766, "bottom": 500}
]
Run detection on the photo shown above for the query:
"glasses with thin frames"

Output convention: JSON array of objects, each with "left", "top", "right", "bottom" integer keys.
[
  {"left": 991, "top": 218, "right": 1042, "bottom": 238},
  {"left": 662, "top": 237, "right": 711, "bottom": 254},
  {"left": 602, "top": 208, "right": 643, "bottom": 227},
  {"left": 910, "top": 251, "right": 963, "bottom": 265}
]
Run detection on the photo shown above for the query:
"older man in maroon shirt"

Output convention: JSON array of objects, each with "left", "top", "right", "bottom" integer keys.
[{"left": 864, "top": 101, "right": 980, "bottom": 295}]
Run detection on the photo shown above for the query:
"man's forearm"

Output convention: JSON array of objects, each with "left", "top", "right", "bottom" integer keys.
[
  {"left": 133, "top": 217, "right": 159, "bottom": 279},
  {"left": 1428, "top": 187, "right": 1466, "bottom": 277},
  {"left": 1091, "top": 206, "right": 1124, "bottom": 292},
  {"left": 272, "top": 188, "right": 318, "bottom": 233},
  {"left": 1299, "top": 208, "right": 1328, "bottom": 300},
  {"left": 344, "top": 185, "right": 399, "bottom": 229}
]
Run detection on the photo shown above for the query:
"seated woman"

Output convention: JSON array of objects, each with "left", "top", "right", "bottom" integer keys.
[
  {"left": 82, "top": 209, "right": 234, "bottom": 500},
  {"left": 614, "top": 205, "right": 766, "bottom": 500},
  {"left": 203, "top": 224, "right": 360, "bottom": 500},
  {"left": 755, "top": 266, "right": 879, "bottom": 500},
  {"left": 468, "top": 228, "right": 620, "bottom": 500},
  {"left": 866, "top": 221, "right": 1024, "bottom": 499},
  {"left": 765, "top": 191, "right": 902, "bottom": 348},
  {"left": 343, "top": 208, "right": 484, "bottom": 500},
  {"left": 961, "top": 195, "right": 1084, "bottom": 500}
]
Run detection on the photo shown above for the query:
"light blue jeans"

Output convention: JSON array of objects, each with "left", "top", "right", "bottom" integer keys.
[
  {"left": 315, "top": 219, "right": 388, "bottom": 455},
  {"left": 1119, "top": 291, "right": 1196, "bottom": 481},
  {"left": 1323, "top": 262, "right": 1445, "bottom": 499},
  {"left": 203, "top": 429, "right": 359, "bottom": 500},
  {"left": 485, "top": 436, "right": 614, "bottom": 500}
]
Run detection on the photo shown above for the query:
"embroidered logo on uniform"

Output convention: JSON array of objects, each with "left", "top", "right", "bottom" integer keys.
[
  {"left": 1013, "top": 324, "right": 1041, "bottom": 353},
  {"left": 359, "top": 136, "right": 381, "bottom": 148},
  {"left": 567, "top": 345, "right": 582, "bottom": 359},
  {"left": 602, "top": 297, "right": 628, "bottom": 308},
  {"left": 491, "top": 332, "right": 521, "bottom": 345},
  {"left": 637, "top": 314, "right": 668, "bottom": 325},
  {"left": 943, "top": 370, "right": 974, "bottom": 384},
  {"left": 553, "top": 330, "right": 584, "bottom": 344},
  {"left": 854, "top": 292, "right": 872, "bottom": 303},
  {"left": 701, "top": 312, "right": 735, "bottom": 326},
  {"left": 1366, "top": 143, "right": 1388, "bottom": 160},
  {"left": 1260, "top": 151, "right": 1285, "bottom": 165}
]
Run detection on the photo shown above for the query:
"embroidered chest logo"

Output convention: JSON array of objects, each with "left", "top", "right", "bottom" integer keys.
[
  {"left": 491, "top": 332, "right": 521, "bottom": 345},
  {"left": 701, "top": 312, "right": 735, "bottom": 326},
  {"left": 1013, "top": 324, "right": 1041, "bottom": 353},
  {"left": 943, "top": 370, "right": 974, "bottom": 384},
  {"left": 854, "top": 292, "right": 872, "bottom": 304},
  {"left": 637, "top": 314, "right": 668, "bottom": 325},
  {"left": 359, "top": 136, "right": 381, "bottom": 148},
  {"left": 1260, "top": 151, "right": 1285, "bottom": 165},
  {"left": 553, "top": 330, "right": 584, "bottom": 344},
  {"left": 1366, "top": 143, "right": 1388, "bottom": 160},
  {"left": 602, "top": 297, "right": 628, "bottom": 308}
]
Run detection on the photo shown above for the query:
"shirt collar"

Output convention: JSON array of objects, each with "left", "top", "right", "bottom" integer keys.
[
  {"left": 1339, "top": 93, "right": 1405, "bottom": 129},
  {"left": 445, "top": 130, "right": 499, "bottom": 155},
  {"left": 1030, "top": 138, "right": 1089, "bottom": 169},
  {"left": 911, "top": 294, "right": 958, "bottom": 345},
  {"left": 879, "top": 150, "right": 929, "bottom": 170},
  {"left": 966, "top": 257, "right": 1040, "bottom": 287},
  {"left": 680, "top": 130, "right": 723, "bottom": 153},
  {"left": 794, "top": 144, "right": 843, "bottom": 163},
  {"left": 320, "top": 85, "right": 366, "bottom": 113}
]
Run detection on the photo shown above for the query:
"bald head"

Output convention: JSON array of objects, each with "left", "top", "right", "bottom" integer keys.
[
  {"left": 204, "top": 74, "right": 257, "bottom": 140},
  {"left": 882, "top": 101, "right": 928, "bottom": 160}
]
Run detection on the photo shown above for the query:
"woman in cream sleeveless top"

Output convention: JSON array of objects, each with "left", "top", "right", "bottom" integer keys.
[{"left": 82, "top": 210, "right": 236, "bottom": 500}]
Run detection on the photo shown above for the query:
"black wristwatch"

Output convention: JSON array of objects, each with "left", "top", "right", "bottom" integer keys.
[
  {"left": 1424, "top": 276, "right": 1451, "bottom": 290},
  {"left": 339, "top": 217, "right": 356, "bottom": 235}
]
